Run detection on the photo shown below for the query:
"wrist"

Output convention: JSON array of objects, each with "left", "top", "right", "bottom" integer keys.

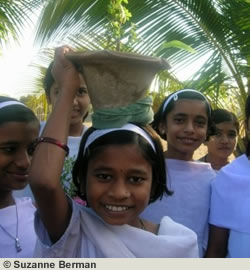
[{"left": 58, "top": 85, "right": 78, "bottom": 98}]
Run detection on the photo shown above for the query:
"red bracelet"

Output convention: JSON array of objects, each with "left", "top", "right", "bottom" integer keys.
[{"left": 34, "top": 137, "right": 69, "bottom": 156}]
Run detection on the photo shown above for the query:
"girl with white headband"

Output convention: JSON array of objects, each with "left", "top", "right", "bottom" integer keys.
[
  {"left": 141, "top": 89, "right": 216, "bottom": 257},
  {"left": 29, "top": 46, "right": 198, "bottom": 258},
  {"left": 0, "top": 96, "right": 39, "bottom": 257}
]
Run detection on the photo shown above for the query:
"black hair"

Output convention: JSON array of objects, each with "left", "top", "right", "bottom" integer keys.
[
  {"left": 207, "top": 109, "right": 239, "bottom": 140},
  {"left": 152, "top": 89, "right": 212, "bottom": 140},
  {"left": 72, "top": 123, "right": 172, "bottom": 205},
  {"left": 43, "top": 61, "right": 89, "bottom": 121},
  {"left": 0, "top": 96, "right": 39, "bottom": 126},
  {"left": 245, "top": 95, "right": 250, "bottom": 156}
]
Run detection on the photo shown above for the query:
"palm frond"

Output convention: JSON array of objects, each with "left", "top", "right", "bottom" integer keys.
[{"left": 0, "top": 0, "right": 42, "bottom": 46}]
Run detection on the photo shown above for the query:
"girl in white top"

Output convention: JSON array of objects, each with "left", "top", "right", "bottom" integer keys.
[
  {"left": 206, "top": 94, "right": 250, "bottom": 257},
  {"left": 15, "top": 61, "right": 90, "bottom": 200},
  {"left": 0, "top": 97, "right": 39, "bottom": 257},
  {"left": 30, "top": 46, "right": 198, "bottom": 258},
  {"left": 141, "top": 89, "right": 216, "bottom": 257},
  {"left": 43, "top": 62, "right": 90, "bottom": 197}
]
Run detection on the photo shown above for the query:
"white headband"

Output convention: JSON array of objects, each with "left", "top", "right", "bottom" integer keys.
[
  {"left": 84, "top": 123, "right": 156, "bottom": 153},
  {"left": 162, "top": 89, "right": 211, "bottom": 115},
  {"left": 0, "top": 101, "right": 27, "bottom": 110}
]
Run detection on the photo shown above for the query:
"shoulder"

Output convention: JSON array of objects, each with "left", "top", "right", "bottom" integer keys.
[
  {"left": 166, "top": 159, "right": 216, "bottom": 182},
  {"left": 222, "top": 154, "right": 249, "bottom": 173},
  {"left": 213, "top": 154, "right": 249, "bottom": 187}
]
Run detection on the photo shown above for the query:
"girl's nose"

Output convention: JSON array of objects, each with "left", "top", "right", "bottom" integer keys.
[
  {"left": 108, "top": 180, "right": 131, "bottom": 200},
  {"left": 73, "top": 96, "right": 78, "bottom": 106},
  {"left": 184, "top": 121, "right": 194, "bottom": 133},
  {"left": 220, "top": 134, "right": 229, "bottom": 143},
  {"left": 15, "top": 150, "right": 31, "bottom": 170}
]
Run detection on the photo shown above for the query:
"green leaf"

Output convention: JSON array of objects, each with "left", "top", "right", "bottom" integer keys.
[{"left": 155, "top": 40, "right": 197, "bottom": 54}]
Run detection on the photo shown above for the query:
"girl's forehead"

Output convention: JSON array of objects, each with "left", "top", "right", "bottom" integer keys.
[
  {"left": 0, "top": 121, "right": 39, "bottom": 138},
  {"left": 171, "top": 99, "right": 208, "bottom": 114},
  {"left": 215, "top": 121, "right": 238, "bottom": 130},
  {"left": 88, "top": 143, "right": 150, "bottom": 163},
  {"left": 92, "top": 143, "right": 143, "bottom": 156},
  {"left": 87, "top": 144, "right": 152, "bottom": 172}
]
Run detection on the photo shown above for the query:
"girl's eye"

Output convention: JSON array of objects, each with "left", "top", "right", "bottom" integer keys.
[
  {"left": 0, "top": 146, "right": 16, "bottom": 154},
  {"left": 196, "top": 120, "right": 206, "bottom": 127},
  {"left": 195, "top": 117, "right": 207, "bottom": 127},
  {"left": 96, "top": 174, "right": 112, "bottom": 181},
  {"left": 215, "top": 131, "right": 222, "bottom": 137},
  {"left": 128, "top": 176, "right": 144, "bottom": 184},
  {"left": 174, "top": 118, "right": 184, "bottom": 124},
  {"left": 77, "top": 88, "right": 88, "bottom": 96},
  {"left": 228, "top": 131, "right": 237, "bottom": 138}
]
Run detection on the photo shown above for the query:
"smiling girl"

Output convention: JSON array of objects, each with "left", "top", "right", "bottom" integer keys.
[
  {"left": 15, "top": 62, "right": 91, "bottom": 200},
  {"left": 141, "top": 89, "right": 216, "bottom": 257},
  {"left": 29, "top": 47, "right": 198, "bottom": 258},
  {"left": 0, "top": 97, "right": 39, "bottom": 257},
  {"left": 200, "top": 109, "right": 239, "bottom": 171},
  {"left": 42, "top": 62, "right": 91, "bottom": 198}
]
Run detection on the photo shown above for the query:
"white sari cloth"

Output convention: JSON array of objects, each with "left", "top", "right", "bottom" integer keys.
[
  {"left": 209, "top": 154, "right": 250, "bottom": 257},
  {"left": 141, "top": 159, "right": 215, "bottom": 257},
  {"left": 34, "top": 200, "right": 198, "bottom": 258}
]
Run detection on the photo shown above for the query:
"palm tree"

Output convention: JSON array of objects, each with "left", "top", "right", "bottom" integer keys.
[
  {"left": 34, "top": 1, "right": 249, "bottom": 90},
  {"left": 0, "top": 0, "right": 43, "bottom": 49},
  {"left": 33, "top": 0, "right": 250, "bottom": 150}
]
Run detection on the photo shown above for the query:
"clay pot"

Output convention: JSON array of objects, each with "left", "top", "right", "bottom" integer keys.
[{"left": 67, "top": 50, "right": 170, "bottom": 110}]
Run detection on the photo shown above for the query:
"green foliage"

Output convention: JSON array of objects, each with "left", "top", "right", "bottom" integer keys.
[
  {"left": 155, "top": 40, "right": 197, "bottom": 55},
  {"left": 0, "top": 0, "right": 42, "bottom": 51},
  {"left": 20, "top": 93, "right": 50, "bottom": 121},
  {"left": 60, "top": 156, "right": 78, "bottom": 197},
  {"left": 105, "top": 0, "right": 138, "bottom": 51},
  {"left": 32, "top": 0, "right": 249, "bottom": 152}
]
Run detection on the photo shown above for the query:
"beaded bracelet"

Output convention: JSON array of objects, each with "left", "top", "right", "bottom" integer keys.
[{"left": 34, "top": 137, "right": 69, "bottom": 156}]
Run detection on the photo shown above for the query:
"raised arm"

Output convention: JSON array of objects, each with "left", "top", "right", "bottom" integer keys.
[{"left": 29, "top": 46, "right": 81, "bottom": 242}]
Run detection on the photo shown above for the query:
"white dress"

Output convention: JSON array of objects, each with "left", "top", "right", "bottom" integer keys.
[
  {"left": 0, "top": 197, "right": 36, "bottom": 258},
  {"left": 209, "top": 154, "right": 250, "bottom": 258},
  {"left": 34, "top": 200, "right": 199, "bottom": 258},
  {"left": 14, "top": 122, "right": 88, "bottom": 199},
  {"left": 141, "top": 159, "right": 216, "bottom": 257}
]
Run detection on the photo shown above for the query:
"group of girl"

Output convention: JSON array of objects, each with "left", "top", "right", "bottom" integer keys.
[{"left": 0, "top": 46, "right": 248, "bottom": 258}]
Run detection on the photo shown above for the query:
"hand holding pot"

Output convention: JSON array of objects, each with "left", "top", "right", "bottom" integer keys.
[{"left": 52, "top": 46, "right": 81, "bottom": 95}]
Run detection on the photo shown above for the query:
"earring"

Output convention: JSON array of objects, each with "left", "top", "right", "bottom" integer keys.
[{"left": 159, "top": 128, "right": 166, "bottom": 136}]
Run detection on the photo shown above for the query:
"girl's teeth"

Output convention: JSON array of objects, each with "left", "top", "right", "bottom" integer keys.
[{"left": 105, "top": 205, "right": 128, "bottom": 212}]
